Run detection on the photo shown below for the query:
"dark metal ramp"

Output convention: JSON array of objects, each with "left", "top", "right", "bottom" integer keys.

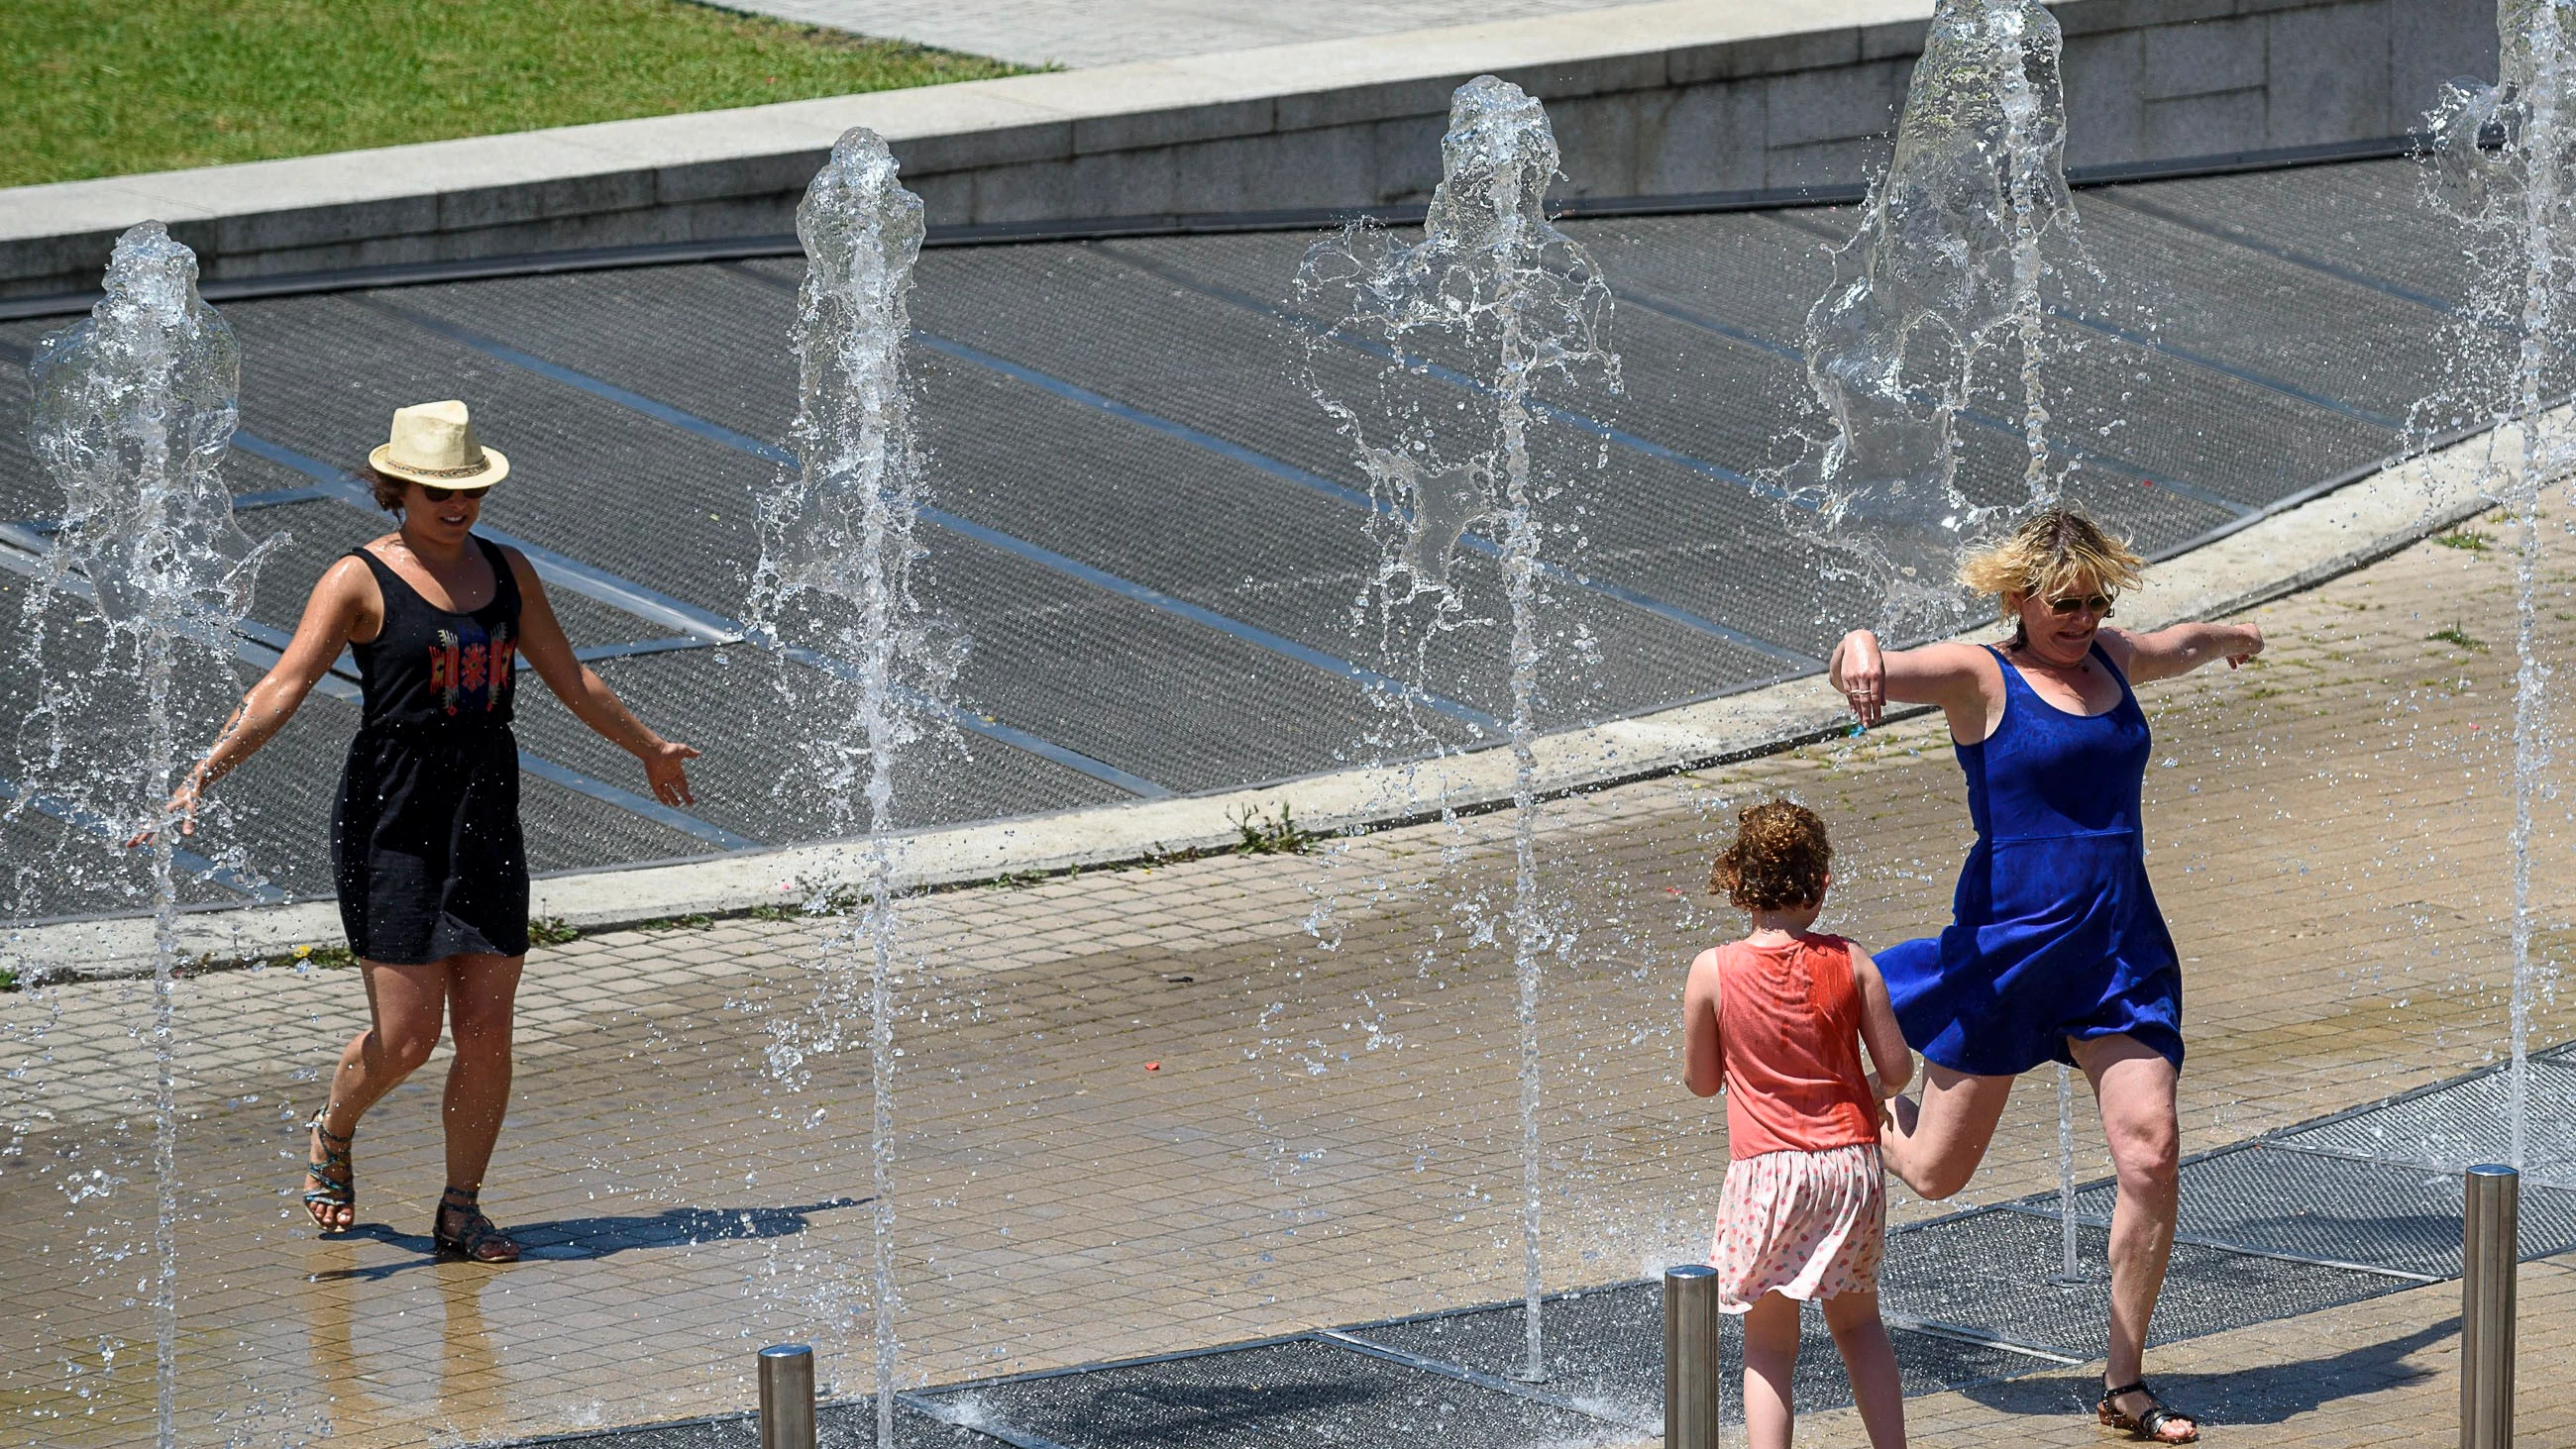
[{"left": 1, "top": 155, "right": 2501, "bottom": 921}]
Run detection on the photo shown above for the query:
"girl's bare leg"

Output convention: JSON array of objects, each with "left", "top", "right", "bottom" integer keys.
[
  {"left": 1879, "top": 1064, "right": 2015, "bottom": 1199},
  {"left": 1740, "top": 1292, "right": 1802, "bottom": 1449},
  {"left": 1822, "top": 1289, "right": 1907, "bottom": 1449},
  {"left": 438, "top": 953, "right": 524, "bottom": 1191},
  {"left": 2072, "top": 1033, "right": 2194, "bottom": 1441},
  {"left": 307, "top": 960, "right": 451, "bottom": 1229}
]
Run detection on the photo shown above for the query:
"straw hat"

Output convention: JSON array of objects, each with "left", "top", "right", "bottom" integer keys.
[{"left": 369, "top": 400, "right": 509, "bottom": 489}]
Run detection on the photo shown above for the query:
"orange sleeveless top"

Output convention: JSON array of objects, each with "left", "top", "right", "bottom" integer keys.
[{"left": 1714, "top": 933, "right": 1879, "bottom": 1159}]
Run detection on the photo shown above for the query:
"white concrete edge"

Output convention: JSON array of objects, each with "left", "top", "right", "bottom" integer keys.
[
  {"left": 2, "top": 417, "right": 2531, "bottom": 982},
  {"left": 0, "top": 0, "right": 1929, "bottom": 247}
]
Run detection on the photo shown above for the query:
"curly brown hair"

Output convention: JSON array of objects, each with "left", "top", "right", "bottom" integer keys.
[{"left": 1710, "top": 800, "right": 1832, "bottom": 910}]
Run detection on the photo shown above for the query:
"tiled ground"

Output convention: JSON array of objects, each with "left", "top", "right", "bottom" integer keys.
[{"left": 4, "top": 509, "right": 2573, "bottom": 1446}]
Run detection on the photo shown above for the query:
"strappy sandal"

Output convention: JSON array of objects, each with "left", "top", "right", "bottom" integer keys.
[
  {"left": 433, "top": 1187, "right": 521, "bottom": 1264},
  {"left": 2098, "top": 1380, "right": 2200, "bottom": 1444},
  {"left": 302, "top": 1110, "right": 355, "bottom": 1233}
]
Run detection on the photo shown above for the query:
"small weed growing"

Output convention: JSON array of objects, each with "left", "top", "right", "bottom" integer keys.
[
  {"left": 1230, "top": 801, "right": 1324, "bottom": 856},
  {"left": 0, "top": 965, "right": 18, "bottom": 992},
  {"left": 526, "top": 916, "right": 582, "bottom": 946},
  {"left": 2436, "top": 530, "right": 2493, "bottom": 553},
  {"left": 2429, "top": 625, "right": 2489, "bottom": 652},
  {"left": 637, "top": 914, "right": 716, "bottom": 933}
]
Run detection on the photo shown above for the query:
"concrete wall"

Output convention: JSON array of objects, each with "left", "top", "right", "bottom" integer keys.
[{"left": 0, "top": 0, "right": 2501, "bottom": 302}]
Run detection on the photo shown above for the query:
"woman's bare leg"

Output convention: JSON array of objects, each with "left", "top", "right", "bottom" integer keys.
[
  {"left": 1878, "top": 1064, "right": 2015, "bottom": 1199},
  {"left": 1821, "top": 1288, "right": 1907, "bottom": 1449},
  {"left": 307, "top": 960, "right": 449, "bottom": 1229},
  {"left": 438, "top": 953, "right": 524, "bottom": 1192},
  {"left": 2072, "top": 1032, "right": 2194, "bottom": 1442},
  {"left": 1739, "top": 1291, "right": 1802, "bottom": 1449}
]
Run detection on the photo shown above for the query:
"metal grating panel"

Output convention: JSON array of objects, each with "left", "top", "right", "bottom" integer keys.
[
  {"left": 2065, "top": 1143, "right": 2576, "bottom": 1278},
  {"left": 510, "top": 645, "right": 1130, "bottom": 844},
  {"left": 2093, "top": 159, "right": 2501, "bottom": 319},
  {"left": 1346, "top": 1279, "right": 2050, "bottom": 1424},
  {"left": 1074, "top": 233, "right": 1886, "bottom": 659},
  {"left": 2278, "top": 1061, "right": 2576, "bottom": 1189},
  {"left": 1875, "top": 1207, "right": 2411, "bottom": 1359},
  {"left": 913, "top": 1336, "right": 1621, "bottom": 1449},
  {"left": 507, "top": 1397, "right": 1005, "bottom": 1449}
]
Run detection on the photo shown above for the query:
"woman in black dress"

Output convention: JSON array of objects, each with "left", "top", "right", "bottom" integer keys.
[{"left": 161, "top": 400, "right": 700, "bottom": 1262}]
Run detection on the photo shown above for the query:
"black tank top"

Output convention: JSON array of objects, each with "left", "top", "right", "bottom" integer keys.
[{"left": 348, "top": 536, "right": 520, "bottom": 732}]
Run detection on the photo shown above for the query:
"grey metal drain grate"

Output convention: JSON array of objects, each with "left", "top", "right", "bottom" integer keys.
[
  {"left": 909, "top": 1336, "right": 1621, "bottom": 1449},
  {"left": 1875, "top": 1206, "right": 2412, "bottom": 1361},
  {"left": 2279, "top": 1061, "right": 2576, "bottom": 1189},
  {"left": 514, "top": 1397, "right": 1000, "bottom": 1449},
  {"left": 1342, "top": 1279, "right": 2053, "bottom": 1423},
  {"left": 2052, "top": 1143, "right": 2576, "bottom": 1278}
]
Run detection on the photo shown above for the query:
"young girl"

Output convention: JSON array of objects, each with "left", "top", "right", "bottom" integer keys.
[{"left": 1683, "top": 801, "right": 1914, "bottom": 1449}]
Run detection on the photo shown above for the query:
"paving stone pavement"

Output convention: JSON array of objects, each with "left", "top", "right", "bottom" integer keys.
[
  {"left": 5, "top": 508, "right": 2575, "bottom": 1446},
  {"left": 714, "top": 0, "right": 1665, "bottom": 68}
]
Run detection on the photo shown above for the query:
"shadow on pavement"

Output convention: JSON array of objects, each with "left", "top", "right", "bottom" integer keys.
[
  {"left": 308, "top": 1195, "right": 866, "bottom": 1279},
  {"left": 1958, "top": 1316, "right": 2453, "bottom": 1428}
]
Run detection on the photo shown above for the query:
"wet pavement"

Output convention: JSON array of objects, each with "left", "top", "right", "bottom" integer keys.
[{"left": 4, "top": 511, "right": 2573, "bottom": 1445}]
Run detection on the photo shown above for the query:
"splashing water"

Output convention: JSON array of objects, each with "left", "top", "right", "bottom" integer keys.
[
  {"left": 2049, "top": 1062, "right": 2086, "bottom": 1284},
  {"left": 1297, "top": 74, "right": 1621, "bottom": 1382},
  {"left": 1797, "top": 0, "right": 2075, "bottom": 632},
  {"left": 746, "top": 127, "right": 939, "bottom": 1447},
  {"left": 13, "top": 221, "right": 274, "bottom": 1449},
  {"left": 2426, "top": 1, "right": 2575, "bottom": 1170}
]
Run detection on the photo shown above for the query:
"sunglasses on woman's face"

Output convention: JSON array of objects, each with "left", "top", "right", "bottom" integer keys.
[
  {"left": 415, "top": 484, "right": 478, "bottom": 505},
  {"left": 2046, "top": 593, "right": 2115, "bottom": 618}
]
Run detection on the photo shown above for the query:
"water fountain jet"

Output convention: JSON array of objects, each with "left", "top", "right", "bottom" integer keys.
[
  {"left": 2425, "top": 0, "right": 2576, "bottom": 1171},
  {"left": 1798, "top": 0, "right": 2076, "bottom": 633},
  {"left": 13, "top": 220, "right": 275, "bottom": 1449},
  {"left": 746, "top": 127, "right": 941, "bottom": 1448},
  {"left": 1297, "top": 74, "right": 1621, "bottom": 1382}
]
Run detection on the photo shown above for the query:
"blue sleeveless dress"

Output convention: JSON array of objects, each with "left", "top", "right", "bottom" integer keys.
[{"left": 1876, "top": 643, "right": 2184, "bottom": 1077}]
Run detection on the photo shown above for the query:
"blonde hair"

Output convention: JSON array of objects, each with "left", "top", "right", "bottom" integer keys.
[
  {"left": 1711, "top": 800, "right": 1832, "bottom": 911},
  {"left": 1956, "top": 507, "right": 2147, "bottom": 634}
]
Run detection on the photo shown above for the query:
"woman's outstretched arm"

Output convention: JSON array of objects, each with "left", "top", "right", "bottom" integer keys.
[
  {"left": 2104, "top": 620, "right": 2264, "bottom": 684},
  {"left": 1827, "top": 632, "right": 1990, "bottom": 729},
  {"left": 504, "top": 549, "right": 700, "bottom": 808},
  {"left": 142, "top": 557, "right": 369, "bottom": 840}
]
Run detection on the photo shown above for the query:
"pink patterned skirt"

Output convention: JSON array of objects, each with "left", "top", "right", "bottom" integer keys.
[{"left": 1708, "top": 1142, "right": 1885, "bottom": 1312}]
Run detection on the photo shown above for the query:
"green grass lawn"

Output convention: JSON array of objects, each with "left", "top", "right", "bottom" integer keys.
[{"left": 4, "top": 0, "right": 1027, "bottom": 188}]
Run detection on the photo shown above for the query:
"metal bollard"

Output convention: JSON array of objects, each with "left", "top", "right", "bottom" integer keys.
[
  {"left": 1665, "top": 1264, "right": 1722, "bottom": 1449},
  {"left": 758, "top": 1343, "right": 817, "bottom": 1449},
  {"left": 2462, "top": 1166, "right": 2520, "bottom": 1449}
]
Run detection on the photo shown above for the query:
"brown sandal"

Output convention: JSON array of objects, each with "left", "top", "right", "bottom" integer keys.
[
  {"left": 2098, "top": 1380, "right": 2199, "bottom": 1443},
  {"left": 432, "top": 1187, "right": 520, "bottom": 1264}
]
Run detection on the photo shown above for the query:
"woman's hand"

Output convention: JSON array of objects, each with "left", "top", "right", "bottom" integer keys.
[
  {"left": 641, "top": 740, "right": 701, "bottom": 808},
  {"left": 127, "top": 765, "right": 209, "bottom": 846},
  {"left": 1831, "top": 629, "right": 1886, "bottom": 726},
  {"left": 2225, "top": 622, "right": 2264, "bottom": 669}
]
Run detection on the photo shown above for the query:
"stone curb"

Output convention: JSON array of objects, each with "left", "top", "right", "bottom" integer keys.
[{"left": 2, "top": 416, "right": 2527, "bottom": 982}]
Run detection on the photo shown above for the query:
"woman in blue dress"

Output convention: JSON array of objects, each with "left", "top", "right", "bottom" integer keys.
[{"left": 1827, "top": 508, "right": 2262, "bottom": 1445}]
